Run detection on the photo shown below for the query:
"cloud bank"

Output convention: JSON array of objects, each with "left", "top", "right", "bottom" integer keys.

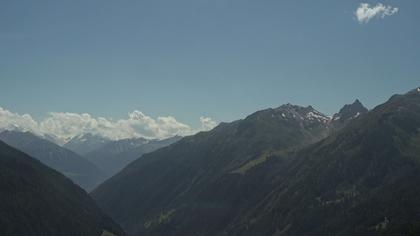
[
  {"left": 355, "top": 3, "right": 398, "bottom": 23},
  {"left": 0, "top": 107, "right": 39, "bottom": 134},
  {"left": 0, "top": 107, "right": 218, "bottom": 143}
]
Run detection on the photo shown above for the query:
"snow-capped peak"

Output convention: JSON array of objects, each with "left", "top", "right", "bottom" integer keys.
[{"left": 274, "top": 104, "right": 330, "bottom": 124}]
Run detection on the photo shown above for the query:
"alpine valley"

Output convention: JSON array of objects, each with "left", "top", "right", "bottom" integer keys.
[{"left": 2, "top": 88, "right": 420, "bottom": 236}]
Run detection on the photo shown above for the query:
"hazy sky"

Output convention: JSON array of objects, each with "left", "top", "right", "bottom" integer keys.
[{"left": 1, "top": 0, "right": 419, "bottom": 130}]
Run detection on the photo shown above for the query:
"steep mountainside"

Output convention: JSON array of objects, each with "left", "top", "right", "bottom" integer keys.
[
  {"left": 93, "top": 89, "right": 420, "bottom": 236},
  {"left": 64, "top": 133, "right": 111, "bottom": 156},
  {"left": 220, "top": 88, "right": 420, "bottom": 236},
  {"left": 86, "top": 136, "right": 182, "bottom": 177},
  {"left": 92, "top": 105, "right": 331, "bottom": 235},
  {"left": 0, "top": 140, "right": 125, "bottom": 236},
  {"left": 0, "top": 131, "right": 105, "bottom": 191}
]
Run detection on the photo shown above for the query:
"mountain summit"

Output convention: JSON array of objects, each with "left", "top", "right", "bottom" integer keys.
[{"left": 332, "top": 99, "right": 368, "bottom": 122}]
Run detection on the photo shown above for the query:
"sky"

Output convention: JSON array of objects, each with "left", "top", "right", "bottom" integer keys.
[{"left": 1, "top": 0, "right": 419, "bottom": 140}]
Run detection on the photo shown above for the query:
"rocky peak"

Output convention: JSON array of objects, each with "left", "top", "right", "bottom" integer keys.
[{"left": 332, "top": 99, "right": 368, "bottom": 122}]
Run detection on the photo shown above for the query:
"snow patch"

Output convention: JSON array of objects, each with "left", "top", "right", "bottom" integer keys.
[{"left": 306, "top": 111, "right": 329, "bottom": 123}]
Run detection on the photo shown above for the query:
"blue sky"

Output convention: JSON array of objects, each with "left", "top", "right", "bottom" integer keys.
[{"left": 1, "top": 0, "right": 419, "bottom": 129}]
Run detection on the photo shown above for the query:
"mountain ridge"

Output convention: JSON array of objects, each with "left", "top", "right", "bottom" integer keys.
[
  {"left": 92, "top": 89, "right": 420, "bottom": 236},
  {"left": 64, "top": 133, "right": 112, "bottom": 156}
]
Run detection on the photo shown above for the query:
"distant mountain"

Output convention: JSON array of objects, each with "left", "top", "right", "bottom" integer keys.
[
  {"left": 0, "top": 131, "right": 105, "bottom": 191},
  {"left": 42, "top": 133, "right": 70, "bottom": 146},
  {"left": 86, "top": 135, "right": 182, "bottom": 177},
  {"left": 92, "top": 89, "right": 420, "bottom": 236},
  {"left": 64, "top": 133, "right": 111, "bottom": 156},
  {"left": 91, "top": 104, "right": 331, "bottom": 235},
  {"left": 0, "top": 140, "right": 125, "bottom": 236}
]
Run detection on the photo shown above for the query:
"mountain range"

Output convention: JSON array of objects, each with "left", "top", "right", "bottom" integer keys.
[{"left": 92, "top": 88, "right": 420, "bottom": 236}]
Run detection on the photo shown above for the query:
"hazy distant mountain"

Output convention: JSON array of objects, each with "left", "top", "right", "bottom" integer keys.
[
  {"left": 0, "top": 131, "right": 105, "bottom": 191},
  {"left": 92, "top": 104, "right": 331, "bottom": 235},
  {"left": 86, "top": 135, "right": 182, "bottom": 177},
  {"left": 64, "top": 133, "right": 111, "bottom": 156},
  {"left": 42, "top": 133, "right": 70, "bottom": 146},
  {"left": 0, "top": 140, "right": 125, "bottom": 236},
  {"left": 92, "top": 88, "right": 420, "bottom": 236}
]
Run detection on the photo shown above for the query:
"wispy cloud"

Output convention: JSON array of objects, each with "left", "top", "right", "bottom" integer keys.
[
  {"left": 0, "top": 107, "right": 218, "bottom": 143},
  {"left": 355, "top": 3, "right": 398, "bottom": 23}
]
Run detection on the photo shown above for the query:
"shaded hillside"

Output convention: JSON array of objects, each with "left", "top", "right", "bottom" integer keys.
[
  {"left": 93, "top": 88, "right": 420, "bottom": 236},
  {"left": 0, "top": 140, "right": 125, "bottom": 236},
  {"left": 0, "top": 131, "right": 105, "bottom": 191},
  {"left": 92, "top": 104, "right": 331, "bottom": 235},
  {"left": 219, "top": 88, "right": 420, "bottom": 236}
]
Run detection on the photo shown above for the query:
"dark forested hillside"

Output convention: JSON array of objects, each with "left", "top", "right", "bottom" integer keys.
[{"left": 0, "top": 140, "right": 125, "bottom": 236}]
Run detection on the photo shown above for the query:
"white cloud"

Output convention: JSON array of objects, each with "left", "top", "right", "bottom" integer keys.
[
  {"left": 0, "top": 107, "right": 40, "bottom": 135},
  {"left": 355, "top": 3, "right": 398, "bottom": 23},
  {"left": 0, "top": 107, "right": 218, "bottom": 143},
  {"left": 200, "top": 116, "right": 218, "bottom": 131}
]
